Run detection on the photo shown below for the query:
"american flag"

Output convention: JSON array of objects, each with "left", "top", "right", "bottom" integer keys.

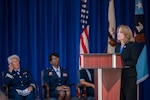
[
  {"left": 79, "top": 0, "right": 89, "bottom": 69},
  {"left": 107, "top": 0, "right": 116, "bottom": 53}
]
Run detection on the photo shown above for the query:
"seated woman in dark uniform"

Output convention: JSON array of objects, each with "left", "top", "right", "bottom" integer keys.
[
  {"left": 43, "top": 53, "right": 71, "bottom": 100},
  {"left": 80, "top": 69, "right": 95, "bottom": 100}
]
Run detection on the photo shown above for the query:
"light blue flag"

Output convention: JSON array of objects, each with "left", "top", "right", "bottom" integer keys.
[
  {"left": 135, "top": 0, "right": 149, "bottom": 84},
  {"left": 136, "top": 45, "right": 149, "bottom": 84}
]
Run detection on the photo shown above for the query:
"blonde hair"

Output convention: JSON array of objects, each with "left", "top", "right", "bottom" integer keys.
[
  {"left": 7, "top": 54, "right": 20, "bottom": 64},
  {"left": 117, "top": 25, "right": 135, "bottom": 44}
]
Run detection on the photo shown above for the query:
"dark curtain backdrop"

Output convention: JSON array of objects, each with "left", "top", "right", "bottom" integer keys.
[{"left": 0, "top": 0, "right": 150, "bottom": 99}]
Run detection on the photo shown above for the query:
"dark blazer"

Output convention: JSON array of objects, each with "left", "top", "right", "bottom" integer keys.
[
  {"left": 115, "top": 42, "right": 138, "bottom": 78},
  {"left": 43, "top": 67, "right": 70, "bottom": 97},
  {"left": 3, "top": 68, "right": 36, "bottom": 97}
]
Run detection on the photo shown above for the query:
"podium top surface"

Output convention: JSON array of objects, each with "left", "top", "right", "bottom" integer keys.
[
  {"left": 80, "top": 53, "right": 120, "bottom": 56},
  {"left": 80, "top": 53, "right": 124, "bottom": 69}
]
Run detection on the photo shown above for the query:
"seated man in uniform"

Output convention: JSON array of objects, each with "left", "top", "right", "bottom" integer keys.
[
  {"left": 3, "top": 54, "right": 36, "bottom": 100},
  {"left": 80, "top": 69, "right": 95, "bottom": 100},
  {"left": 43, "top": 52, "right": 71, "bottom": 100}
]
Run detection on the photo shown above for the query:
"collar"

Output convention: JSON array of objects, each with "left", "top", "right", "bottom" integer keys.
[
  {"left": 14, "top": 69, "right": 20, "bottom": 72},
  {"left": 52, "top": 66, "right": 60, "bottom": 72}
]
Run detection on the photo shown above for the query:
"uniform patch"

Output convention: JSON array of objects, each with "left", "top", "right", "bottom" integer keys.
[
  {"left": 6, "top": 73, "right": 14, "bottom": 79},
  {"left": 23, "top": 72, "right": 27, "bottom": 75},
  {"left": 63, "top": 73, "right": 68, "bottom": 77},
  {"left": 49, "top": 72, "right": 53, "bottom": 76}
]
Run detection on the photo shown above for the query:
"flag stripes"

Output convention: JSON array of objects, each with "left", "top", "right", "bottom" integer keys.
[
  {"left": 80, "top": 26, "right": 89, "bottom": 54},
  {"left": 79, "top": 0, "right": 90, "bottom": 69}
]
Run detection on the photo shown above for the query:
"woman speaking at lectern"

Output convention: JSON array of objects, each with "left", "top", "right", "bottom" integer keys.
[{"left": 115, "top": 25, "right": 138, "bottom": 100}]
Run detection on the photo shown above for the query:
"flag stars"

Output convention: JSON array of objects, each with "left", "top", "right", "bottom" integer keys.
[
  {"left": 81, "top": 9, "right": 86, "bottom": 13},
  {"left": 82, "top": 4, "right": 86, "bottom": 8},
  {"left": 86, "top": 15, "right": 88, "bottom": 19},
  {"left": 136, "top": 1, "right": 143, "bottom": 10},
  {"left": 80, "top": 0, "right": 89, "bottom": 29},
  {"left": 82, "top": 0, "right": 87, "bottom": 3},
  {"left": 82, "top": 25, "right": 85, "bottom": 29},
  {"left": 81, "top": 19, "right": 87, "bottom": 24}
]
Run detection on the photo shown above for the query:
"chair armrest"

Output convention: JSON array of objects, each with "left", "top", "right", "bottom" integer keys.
[
  {"left": 78, "top": 84, "right": 87, "bottom": 99},
  {"left": 35, "top": 84, "right": 40, "bottom": 99},
  {"left": 2, "top": 84, "right": 9, "bottom": 98},
  {"left": 69, "top": 83, "right": 86, "bottom": 98},
  {"left": 42, "top": 83, "right": 50, "bottom": 99}
]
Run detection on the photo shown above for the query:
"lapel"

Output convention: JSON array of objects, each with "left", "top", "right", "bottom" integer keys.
[
  {"left": 51, "top": 68, "right": 60, "bottom": 78},
  {"left": 19, "top": 69, "right": 22, "bottom": 75},
  {"left": 116, "top": 43, "right": 127, "bottom": 54}
]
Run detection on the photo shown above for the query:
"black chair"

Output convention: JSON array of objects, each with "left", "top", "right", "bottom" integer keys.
[
  {"left": 2, "top": 71, "right": 40, "bottom": 100},
  {"left": 41, "top": 68, "right": 80, "bottom": 100}
]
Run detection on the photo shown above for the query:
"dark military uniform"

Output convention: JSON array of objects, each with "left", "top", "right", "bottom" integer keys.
[
  {"left": 43, "top": 67, "right": 70, "bottom": 98},
  {"left": 80, "top": 69, "right": 94, "bottom": 97},
  {"left": 4, "top": 68, "right": 36, "bottom": 100}
]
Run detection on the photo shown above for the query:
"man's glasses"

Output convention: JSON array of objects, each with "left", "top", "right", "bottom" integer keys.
[{"left": 52, "top": 57, "right": 59, "bottom": 61}]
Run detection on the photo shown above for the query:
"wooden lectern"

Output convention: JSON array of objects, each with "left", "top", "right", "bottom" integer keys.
[{"left": 80, "top": 53, "right": 124, "bottom": 100}]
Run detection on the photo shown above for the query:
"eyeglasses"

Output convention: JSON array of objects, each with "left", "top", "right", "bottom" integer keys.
[{"left": 52, "top": 57, "right": 59, "bottom": 61}]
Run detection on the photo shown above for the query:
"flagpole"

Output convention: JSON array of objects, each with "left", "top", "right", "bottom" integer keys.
[{"left": 137, "top": 84, "right": 139, "bottom": 100}]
